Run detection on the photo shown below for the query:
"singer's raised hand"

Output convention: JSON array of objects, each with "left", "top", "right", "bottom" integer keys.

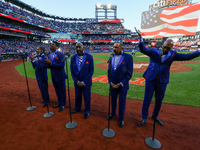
[{"left": 134, "top": 27, "right": 142, "bottom": 38}]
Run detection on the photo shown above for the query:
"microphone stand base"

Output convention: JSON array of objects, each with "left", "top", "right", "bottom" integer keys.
[
  {"left": 102, "top": 128, "right": 115, "bottom": 138},
  {"left": 145, "top": 137, "right": 161, "bottom": 149},
  {"left": 65, "top": 121, "right": 77, "bottom": 129},
  {"left": 26, "top": 106, "right": 36, "bottom": 111},
  {"left": 43, "top": 112, "right": 54, "bottom": 118}
]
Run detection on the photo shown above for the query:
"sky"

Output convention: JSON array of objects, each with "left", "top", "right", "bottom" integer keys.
[{"left": 19, "top": 0, "right": 200, "bottom": 32}]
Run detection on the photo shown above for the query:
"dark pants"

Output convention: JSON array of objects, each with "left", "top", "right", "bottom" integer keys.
[
  {"left": 111, "top": 87, "right": 127, "bottom": 121},
  {"left": 52, "top": 78, "right": 66, "bottom": 106},
  {"left": 142, "top": 79, "right": 167, "bottom": 119},
  {"left": 37, "top": 80, "right": 50, "bottom": 104},
  {"left": 74, "top": 87, "right": 91, "bottom": 114}
]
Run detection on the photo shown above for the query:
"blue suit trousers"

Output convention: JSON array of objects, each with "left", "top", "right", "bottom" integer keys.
[
  {"left": 52, "top": 78, "right": 66, "bottom": 106},
  {"left": 111, "top": 87, "right": 127, "bottom": 121},
  {"left": 37, "top": 81, "right": 50, "bottom": 104},
  {"left": 142, "top": 79, "right": 167, "bottom": 119},
  {"left": 74, "top": 87, "right": 91, "bottom": 114}
]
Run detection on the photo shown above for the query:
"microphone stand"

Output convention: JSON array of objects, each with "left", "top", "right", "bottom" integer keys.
[
  {"left": 21, "top": 54, "right": 36, "bottom": 111},
  {"left": 43, "top": 80, "right": 54, "bottom": 118},
  {"left": 145, "top": 52, "right": 162, "bottom": 149},
  {"left": 41, "top": 56, "right": 54, "bottom": 118},
  {"left": 65, "top": 55, "right": 77, "bottom": 129},
  {"left": 102, "top": 54, "right": 115, "bottom": 138}
]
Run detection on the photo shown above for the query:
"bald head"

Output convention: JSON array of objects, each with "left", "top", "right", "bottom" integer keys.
[
  {"left": 76, "top": 42, "right": 84, "bottom": 48},
  {"left": 164, "top": 39, "right": 174, "bottom": 46},
  {"left": 76, "top": 42, "right": 84, "bottom": 56},
  {"left": 162, "top": 39, "right": 174, "bottom": 54}
]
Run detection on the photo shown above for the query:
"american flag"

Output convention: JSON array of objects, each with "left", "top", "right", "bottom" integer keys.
[{"left": 141, "top": 3, "right": 200, "bottom": 38}]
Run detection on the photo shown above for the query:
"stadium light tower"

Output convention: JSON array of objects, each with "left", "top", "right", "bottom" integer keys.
[
  {"left": 107, "top": 4, "right": 112, "bottom": 9},
  {"left": 95, "top": 4, "right": 117, "bottom": 20}
]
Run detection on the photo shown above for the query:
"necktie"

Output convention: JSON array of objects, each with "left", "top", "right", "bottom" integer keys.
[
  {"left": 114, "top": 55, "right": 121, "bottom": 70},
  {"left": 79, "top": 56, "right": 83, "bottom": 67},
  {"left": 161, "top": 54, "right": 167, "bottom": 63},
  {"left": 52, "top": 53, "right": 55, "bottom": 60}
]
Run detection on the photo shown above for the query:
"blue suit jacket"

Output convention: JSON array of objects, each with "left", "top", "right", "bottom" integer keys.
[
  {"left": 108, "top": 52, "right": 133, "bottom": 91},
  {"left": 48, "top": 50, "right": 67, "bottom": 82},
  {"left": 31, "top": 54, "right": 48, "bottom": 81},
  {"left": 70, "top": 53, "right": 94, "bottom": 88},
  {"left": 139, "top": 42, "right": 200, "bottom": 84}
]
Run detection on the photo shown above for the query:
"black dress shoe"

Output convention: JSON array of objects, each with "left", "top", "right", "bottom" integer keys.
[
  {"left": 42, "top": 103, "right": 48, "bottom": 108},
  {"left": 84, "top": 113, "right": 90, "bottom": 119},
  {"left": 59, "top": 106, "right": 65, "bottom": 112},
  {"left": 53, "top": 104, "right": 61, "bottom": 108},
  {"left": 41, "top": 100, "right": 44, "bottom": 103},
  {"left": 107, "top": 114, "right": 114, "bottom": 120},
  {"left": 119, "top": 120, "right": 124, "bottom": 127},
  {"left": 141, "top": 119, "right": 147, "bottom": 126},
  {"left": 71, "top": 110, "right": 81, "bottom": 114},
  {"left": 152, "top": 116, "right": 163, "bottom": 126}
]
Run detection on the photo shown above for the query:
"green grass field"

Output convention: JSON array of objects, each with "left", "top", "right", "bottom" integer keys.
[{"left": 15, "top": 52, "right": 200, "bottom": 107}]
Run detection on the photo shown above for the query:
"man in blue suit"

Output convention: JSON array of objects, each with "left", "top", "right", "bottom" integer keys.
[
  {"left": 70, "top": 42, "right": 94, "bottom": 119},
  {"left": 44, "top": 41, "right": 67, "bottom": 112},
  {"left": 29, "top": 47, "right": 50, "bottom": 108},
  {"left": 135, "top": 27, "right": 200, "bottom": 126},
  {"left": 107, "top": 42, "right": 133, "bottom": 127}
]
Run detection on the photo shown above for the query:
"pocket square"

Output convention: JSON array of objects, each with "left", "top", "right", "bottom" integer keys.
[{"left": 170, "top": 54, "right": 175, "bottom": 57}]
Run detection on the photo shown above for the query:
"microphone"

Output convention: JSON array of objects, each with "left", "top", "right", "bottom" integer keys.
[
  {"left": 62, "top": 57, "right": 67, "bottom": 62},
  {"left": 107, "top": 53, "right": 114, "bottom": 63},
  {"left": 159, "top": 48, "right": 163, "bottom": 56},
  {"left": 17, "top": 50, "right": 26, "bottom": 57},
  {"left": 62, "top": 54, "right": 70, "bottom": 62},
  {"left": 65, "top": 52, "right": 70, "bottom": 58},
  {"left": 34, "top": 53, "right": 42, "bottom": 58}
]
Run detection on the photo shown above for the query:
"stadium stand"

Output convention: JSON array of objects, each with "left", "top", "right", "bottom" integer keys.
[
  {"left": 0, "top": 0, "right": 199, "bottom": 62},
  {"left": 0, "top": 0, "right": 138, "bottom": 59},
  {"left": 174, "top": 39, "right": 200, "bottom": 48}
]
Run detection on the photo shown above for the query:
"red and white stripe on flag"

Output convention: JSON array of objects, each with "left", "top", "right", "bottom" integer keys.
[{"left": 141, "top": 3, "right": 200, "bottom": 38}]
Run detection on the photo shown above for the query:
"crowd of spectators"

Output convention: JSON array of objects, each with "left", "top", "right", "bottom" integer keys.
[
  {"left": 174, "top": 39, "right": 199, "bottom": 48},
  {"left": 0, "top": 39, "right": 136, "bottom": 54},
  {"left": 2, "top": 0, "right": 199, "bottom": 56},
  {"left": 0, "top": 20, "right": 50, "bottom": 37},
  {"left": 87, "top": 44, "right": 136, "bottom": 50},
  {"left": 2, "top": 38, "right": 199, "bottom": 57},
  {"left": 0, "top": 29, "right": 27, "bottom": 37},
  {"left": 49, "top": 21, "right": 130, "bottom": 33},
  {"left": 78, "top": 35, "right": 135, "bottom": 41},
  {"left": 0, "top": 0, "right": 131, "bottom": 33},
  {"left": 0, "top": 39, "right": 49, "bottom": 53}
]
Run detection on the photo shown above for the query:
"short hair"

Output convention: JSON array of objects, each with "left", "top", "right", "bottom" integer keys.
[
  {"left": 119, "top": 42, "right": 124, "bottom": 48},
  {"left": 53, "top": 41, "right": 60, "bottom": 48},
  {"left": 116, "top": 42, "right": 124, "bottom": 48},
  {"left": 76, "top": 42, "right": 84, "bottom": 47},
  {"left": 38, "top": 47, "right": 45, "bottom": 53}
]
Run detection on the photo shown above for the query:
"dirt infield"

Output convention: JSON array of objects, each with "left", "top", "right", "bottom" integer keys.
[{"left": 0, "top": 60, "right": 200, "bottom": 150}]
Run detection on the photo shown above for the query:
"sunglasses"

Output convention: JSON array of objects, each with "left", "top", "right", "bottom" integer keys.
[{"left": 113, "top": 46, "right": 120, "bottom": 49}]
